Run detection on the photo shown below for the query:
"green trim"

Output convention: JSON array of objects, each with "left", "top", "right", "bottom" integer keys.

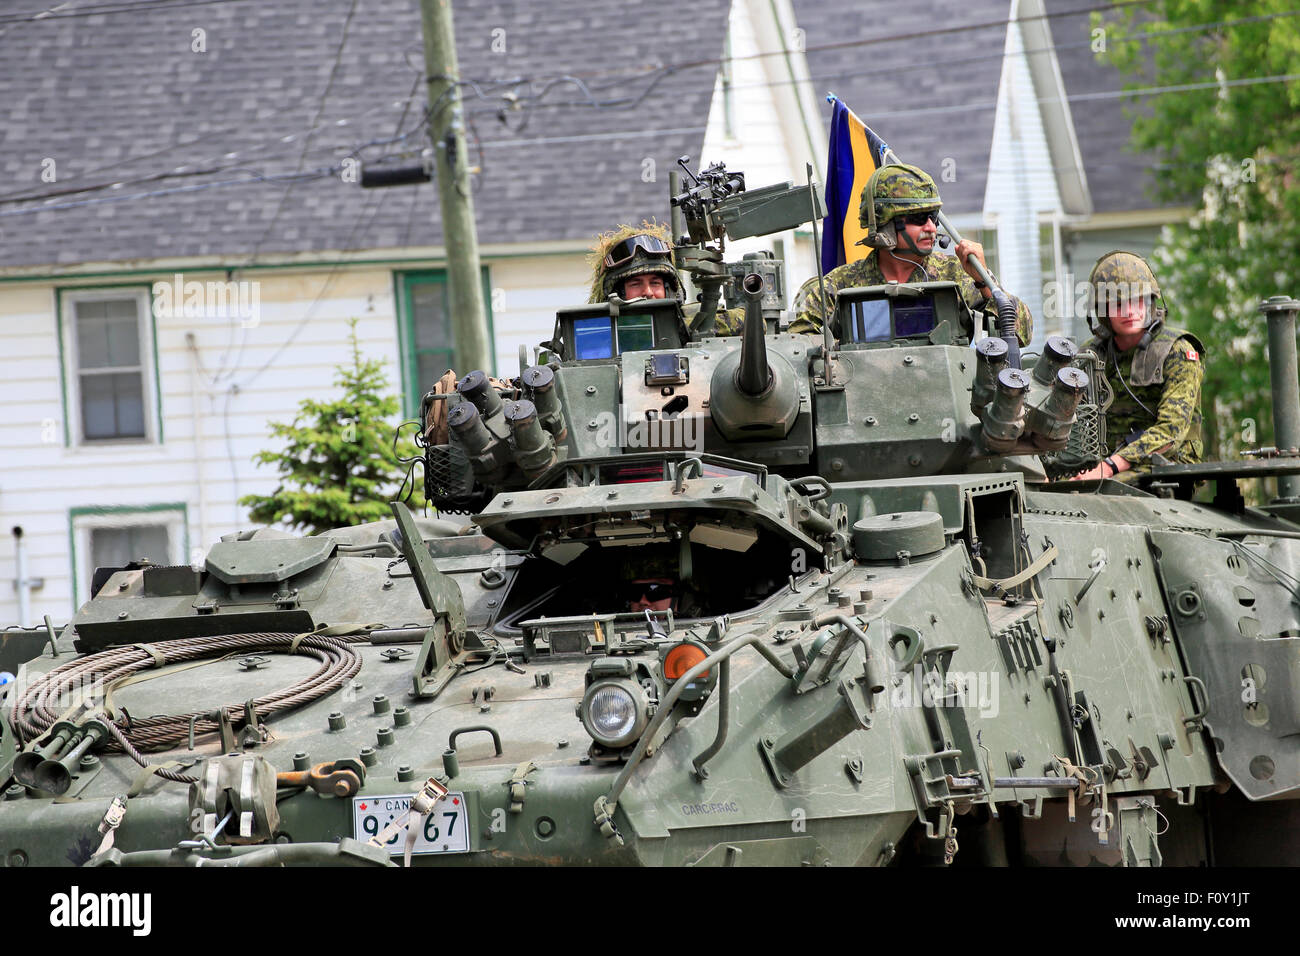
[
  {"left": 392, "top": 269, "right": 411, "bottom": 418},
  {"left": 395, "top": 267, "right": 496, "bottom": 417},
  {"left": 67, "top": 502, "right": 189, "bottom": 609},
  {"left": 56, "top": 284, "right": 162, "bottom": 447},
  {"left": 149, "top": 296, "right": 164, "bottom": 444},
  {"left": 54, "top": 288, "right": 70, "bottom": 447},
  {"left": 0, "top": 248, "right": 584, "bottom": 285}
]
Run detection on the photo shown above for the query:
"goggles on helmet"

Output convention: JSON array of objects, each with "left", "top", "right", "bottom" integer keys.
[{"left": 604, "top": 234, "right": 672, "bottom": 269}]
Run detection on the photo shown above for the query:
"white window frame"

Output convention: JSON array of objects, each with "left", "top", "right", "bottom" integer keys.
[
  {"left": 71, "top": 506, "right": 187, "bottom": 608},
  {"left": 59, "top": 286, "right": 160, "bottom": 446}
]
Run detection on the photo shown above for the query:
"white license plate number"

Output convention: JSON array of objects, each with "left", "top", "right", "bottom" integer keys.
[{"left": 352, "top": 792, "right": 470, "bottom": 855}]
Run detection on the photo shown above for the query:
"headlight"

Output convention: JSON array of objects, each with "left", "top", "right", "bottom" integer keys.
[{"left": 581, "top": 679, "right": 650, "bottom": 749}]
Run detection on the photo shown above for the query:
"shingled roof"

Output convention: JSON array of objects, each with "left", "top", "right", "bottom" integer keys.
[
  {"left": 0, "top": 0, "right": 730, "bottom": 268},
  {"left": 789, "top": 0, "right": 1012, "bottom": 216},
  {"left": 1048, "top": 4, "right": 1169, "bottom": 214}
]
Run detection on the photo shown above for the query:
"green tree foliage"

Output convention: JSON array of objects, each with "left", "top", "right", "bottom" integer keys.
[
  {"left": 1097, "top": 0, "right": 1300, "bottom": 458},
  {"left": 240, "top": 319, "right": 424, "bottom": 534}
]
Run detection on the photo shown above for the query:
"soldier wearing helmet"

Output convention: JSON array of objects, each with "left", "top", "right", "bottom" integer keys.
[
  {"left": 791, "top": 163, "right": 1032, "bottom": 344},
  {"left": 616, "top": 547, "right": 703, "bottom": 616},
  {"left": 588, "top": 222, "right": 748, "bottom": 334},
  {"left": 1068, "top": 251, "right": 1204, "bottom": 480},
  {"left": 589, "top": 222, "right": 683, "bottom": 305}
]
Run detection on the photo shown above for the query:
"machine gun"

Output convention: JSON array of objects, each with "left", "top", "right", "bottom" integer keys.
[{"left": 669, "top": 158, "right": 826, "bottom": 333}]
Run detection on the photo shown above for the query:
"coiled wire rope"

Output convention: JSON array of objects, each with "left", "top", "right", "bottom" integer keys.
[{"left": 10, "top": 631, "right": 364, "bottom": 784}]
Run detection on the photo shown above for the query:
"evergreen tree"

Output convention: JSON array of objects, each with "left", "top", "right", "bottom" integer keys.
[{"left": 240, "top": 318, "right": 424, "bottom": 533}]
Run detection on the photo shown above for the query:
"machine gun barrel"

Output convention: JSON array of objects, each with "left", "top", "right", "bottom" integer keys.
[{"left": 736, "top": 273, "right": 771, "bottom": 396}]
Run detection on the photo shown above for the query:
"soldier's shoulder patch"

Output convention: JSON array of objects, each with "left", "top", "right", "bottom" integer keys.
[{"left": 1184, "top": 347, "right": 1199, "bottom": 361}]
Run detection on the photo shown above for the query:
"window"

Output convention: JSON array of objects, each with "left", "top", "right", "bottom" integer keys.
[
  {"left": 396, "top": 270, "right": 495, "bottom": 415},
  {"left": 91, "top": 525, "right": 170, "bottom": 570},
  {"left": 59, "top": 287, "right": 159, "bottom": 445},
  {"left": 70, "top": 504, "right": 187, "bottom": 608},
  {"left": 572, "top": 313, "right": 655, "bottom": 359}
]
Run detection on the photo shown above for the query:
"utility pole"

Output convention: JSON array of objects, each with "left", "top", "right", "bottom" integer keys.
[{"left": 420, "top": 0, "right": 491, "bottom": 373}]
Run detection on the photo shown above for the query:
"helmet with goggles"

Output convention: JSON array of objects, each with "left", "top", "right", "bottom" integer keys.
[{"left": 589, "top": 223, "right": 683, "bottom": 303}]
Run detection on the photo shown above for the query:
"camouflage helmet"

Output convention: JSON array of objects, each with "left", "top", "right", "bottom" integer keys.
[
  {"left": 859, "top": 163, "right": 942, "bottom": 250},
  {"left": 617, "top": 546, "right": 678, "bottom": 582},
  {"left": 588, "top": 221, "right": 682, "bottom": 304},
  {"left": 1087, "top": 250, "right": 1163, "bottom": 330}
]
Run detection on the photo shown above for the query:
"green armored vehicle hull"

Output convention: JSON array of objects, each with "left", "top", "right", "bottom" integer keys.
[{"left": 2, "top": 169, "right": 1297, "bottom": 868}]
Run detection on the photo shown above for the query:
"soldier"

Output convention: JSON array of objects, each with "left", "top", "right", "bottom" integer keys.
[
  {"left": 589, "top": 223, "right": 681, "bottom": 305},
  {"left": 1068, "top": 251, "right": 1204, "bottom": 481},
  {"left": 589, "top": 222, "right": 746, "bottom": 334},
  {"left": 791, "top": 163, "right": 1032, "bottom": 345},
  {"left": 618, "top": 550, "right": 702, "bottom": 616}
]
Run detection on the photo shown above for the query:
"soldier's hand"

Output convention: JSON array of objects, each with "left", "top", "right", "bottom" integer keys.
[
  {"left": 1065, "top": 464, "right": 1106, "bottom": 482},
  {"left": 954, "top": 240, "right": 989, "bottom": 294}
]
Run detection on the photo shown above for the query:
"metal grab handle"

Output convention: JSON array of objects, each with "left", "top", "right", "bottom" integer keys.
[
  {"left": 789, "top": 476, "right": 831, "bottom": 501},
  {"left": 672, "top": 457, "right": 703, "bottom": 494},
  {"left": 604, "top": 631, "right": 794, "bottom": 810},
  {"left": 1074, "top": 558, "right": 1106, "bottom": 606},
  {"left": 448, "top": 725, "right": 503, "bottom": 756},
  {"left": 1182, "top": 675, "right": 1209, "bottom": 728}
]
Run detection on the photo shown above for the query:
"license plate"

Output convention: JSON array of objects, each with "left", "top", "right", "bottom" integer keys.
[{"left": 352, "top": 792, "right": 470, "bottom": 855}]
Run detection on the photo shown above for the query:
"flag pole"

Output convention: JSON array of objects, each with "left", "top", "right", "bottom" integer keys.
[{"left": 807, "top": 162, "right": 835, "bottom": 378}]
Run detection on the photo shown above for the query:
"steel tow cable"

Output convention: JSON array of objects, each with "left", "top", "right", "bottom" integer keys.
[{"left": 11, "top": 631, "right": 364, "bottom": 782}]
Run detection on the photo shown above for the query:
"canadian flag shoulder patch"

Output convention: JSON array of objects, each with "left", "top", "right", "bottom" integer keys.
[{"left": 1184, "top": 348, "right": 1199, "bottom": 361}]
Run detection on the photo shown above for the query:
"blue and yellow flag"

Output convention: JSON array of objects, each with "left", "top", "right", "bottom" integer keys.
[{"left": 821, "top": 96, "right": 889, "bottom": 273}]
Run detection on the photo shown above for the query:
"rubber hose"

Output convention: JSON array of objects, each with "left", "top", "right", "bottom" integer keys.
[{"left": 991, "top": 288, "right": 1022, "bottom": 369}]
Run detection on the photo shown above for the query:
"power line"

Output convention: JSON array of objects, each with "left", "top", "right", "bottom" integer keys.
[
  {"left": 3, "top": 0, "right": 1295, "bottom": 220},
  {"left": 0, "top": 167, "right": 339, "bottom": 219},
  {"left": 0, "top": 93, "right": 422, "bottom": 207},
  {"left": 236, "top": 187, "right": 395, "bottom": 391},
  {"left": 717, "top": 8, "right": 1300, "bottom": 101},
  {"left": 244, "top": 0, "right": 359, "bottom": 267},
  {"left": 0, "top": 0, "right": 252, "bottom": 24}
]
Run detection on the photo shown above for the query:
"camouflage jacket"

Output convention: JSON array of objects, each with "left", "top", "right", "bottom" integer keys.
[
  {"left": 1085, "top": 325, "right": 1205, "bottom": 470},
  {"left": 790, "top": 251, "right": 1033, "bottom": 345},
  {"left": 686, "top": 302, "right": 749, "bottom": 336}
]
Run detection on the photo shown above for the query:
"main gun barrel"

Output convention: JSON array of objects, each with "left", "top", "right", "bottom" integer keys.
[{"left": 736, "top": 273, "right": 771, "bottom": 396}]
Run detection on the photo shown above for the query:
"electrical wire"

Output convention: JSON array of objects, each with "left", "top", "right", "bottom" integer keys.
[
  {"left": 717, "top": 7, "right": 1300, "bottom": 101},
  {"left": 245, "top": 0, "right": 359, "bottom": 268},
  {"left": 7, "top": 2, "right": 1296, "bottom": 213},
  {"left": 0, "top": 0, "right": 253, "bottom": 24},
  {"left": 0, "top": 166, "right": 339, "bottom": 219},
  {"left": 0, "top": 92, "right": 424, "bottom": 208}
]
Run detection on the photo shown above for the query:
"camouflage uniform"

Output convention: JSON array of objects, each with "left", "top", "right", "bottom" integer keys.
[
  {"left": 1085, "top": 326, "right": 1205, "bottom": 471},
  {"left": 791, "top": 163, "right": 1032, "bottom": 343},
  {"left": 790, "top": 253, "right": 1033, "bottom": 344},
  {"left": 1083, "top": 250, "right": 1204, "bottom": 473}
]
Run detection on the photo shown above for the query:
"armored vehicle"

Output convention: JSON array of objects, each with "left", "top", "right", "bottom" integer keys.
[{"left": 2, "top": 164, "right": 1297, "bottom": 868}]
